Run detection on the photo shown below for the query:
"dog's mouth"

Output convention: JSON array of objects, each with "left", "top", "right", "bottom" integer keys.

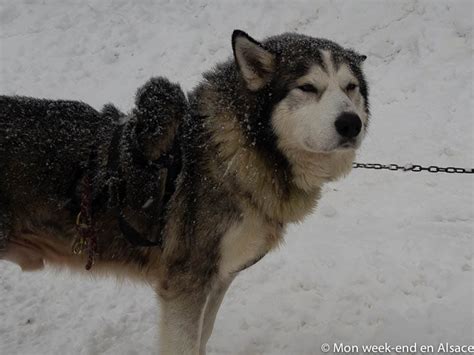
[
  {"left": 338, "top": 138, "right": 357, "bottom": 150},
  {"left": 302, "top": 136, "right": 359, "bottom": 154}
]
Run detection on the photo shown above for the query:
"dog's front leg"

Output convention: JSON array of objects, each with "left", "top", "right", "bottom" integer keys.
[
  {"left": 158, "top": 290, "right": 208, "bottom": 355},
  {"left": 199, "top": 276, "right": 235, "bottom": 355}
]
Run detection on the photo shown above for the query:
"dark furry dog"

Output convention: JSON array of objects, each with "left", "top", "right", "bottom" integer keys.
[{"left": 0, "top": 77, "right": 186, "bottom": 270}]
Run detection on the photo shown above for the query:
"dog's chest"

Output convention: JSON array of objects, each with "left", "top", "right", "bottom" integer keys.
[{"left": 219, "top": 213, "right": 283, "bottom": 277}]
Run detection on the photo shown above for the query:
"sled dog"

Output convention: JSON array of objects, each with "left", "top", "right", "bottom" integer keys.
[{"left": 0, "top": 30, "right": 369, "bottom": 354}]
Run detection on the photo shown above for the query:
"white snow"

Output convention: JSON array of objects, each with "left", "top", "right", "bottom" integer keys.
[{"left": 0, "top": 1, "right": 473, "bottom": 354}]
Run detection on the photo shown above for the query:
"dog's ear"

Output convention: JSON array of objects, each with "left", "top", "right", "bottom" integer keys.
[{"left": 232, "top": 30, "right": 275, "bottom": 91}]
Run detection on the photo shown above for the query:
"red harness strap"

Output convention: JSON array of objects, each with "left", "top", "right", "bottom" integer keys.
[{"left": 72, "top": 174, "right": 97, "bottom": 270}]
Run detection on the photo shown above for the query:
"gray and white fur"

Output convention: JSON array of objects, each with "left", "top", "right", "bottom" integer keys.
[{"left": 0, "top": 30, "right": 369, "bottom": 354}]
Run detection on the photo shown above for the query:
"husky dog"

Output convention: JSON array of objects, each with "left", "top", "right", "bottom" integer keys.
[{"left": 0, "top": 30, "right": 369, "bottom": 354}]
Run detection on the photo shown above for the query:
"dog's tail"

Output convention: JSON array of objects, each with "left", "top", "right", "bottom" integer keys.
[{"left": 133, "top": 77, "right": 188, "bottom": 160}]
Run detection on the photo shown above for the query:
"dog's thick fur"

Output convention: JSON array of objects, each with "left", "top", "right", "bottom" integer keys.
[{"left": 0, "top": 30, "right": 369, "bottom": 354}]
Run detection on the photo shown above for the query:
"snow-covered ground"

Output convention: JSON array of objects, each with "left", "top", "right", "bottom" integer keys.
[{"left": 0, "top": 1, "right": 473, "bottom": 354}]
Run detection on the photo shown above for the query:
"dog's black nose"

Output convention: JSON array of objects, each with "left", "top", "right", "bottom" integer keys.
[{"left": 335, "top": 112, "right": 362, "bottom": 138}]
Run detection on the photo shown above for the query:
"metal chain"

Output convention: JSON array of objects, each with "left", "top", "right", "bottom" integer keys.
[{"left": 352, "top": 162, "right": 474, "bottom": 174}]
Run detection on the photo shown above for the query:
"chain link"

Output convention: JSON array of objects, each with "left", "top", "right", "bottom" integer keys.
[{"left": 352, "top": 162, "right": 474, "bottom": 174}]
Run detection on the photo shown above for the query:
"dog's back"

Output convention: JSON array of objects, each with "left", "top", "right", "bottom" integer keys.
[{"left": 0, "top": 96, "right": 115, "bottom": 198}]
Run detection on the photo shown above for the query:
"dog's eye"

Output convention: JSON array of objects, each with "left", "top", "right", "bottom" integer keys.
[
  {"left": 298, "top": 84, "right": 318, "bottom": 94},
  {"left": 346, "top": 83, "right": 358, "bottom": 91}
]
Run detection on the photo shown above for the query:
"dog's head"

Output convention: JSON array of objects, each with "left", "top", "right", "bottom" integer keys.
[{"left": 232, "top": 30, "right": 369, "bottom": 159}]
